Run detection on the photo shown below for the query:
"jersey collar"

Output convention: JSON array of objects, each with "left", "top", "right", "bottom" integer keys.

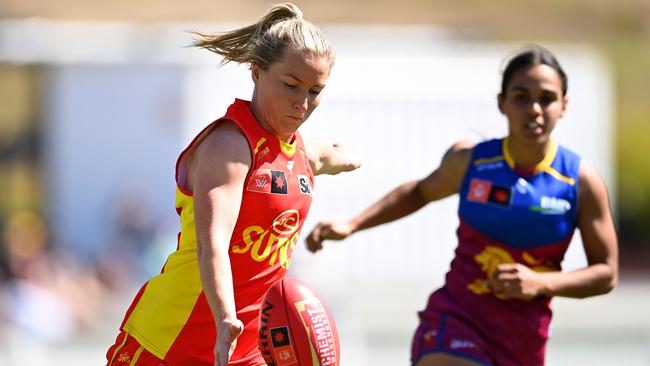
[{"left": 502, "top": 137, "right": 558, "bottom": 175}]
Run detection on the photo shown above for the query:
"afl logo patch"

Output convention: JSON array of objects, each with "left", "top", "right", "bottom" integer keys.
[
  {"left": 247, "top": 169, "right": 288, "bottom": 195},
  {"left": 467, "top": 179, "right": 491, "bottom": 203},
  {"left": 467, "top": 178, "right": 512, "bottom": 208}
]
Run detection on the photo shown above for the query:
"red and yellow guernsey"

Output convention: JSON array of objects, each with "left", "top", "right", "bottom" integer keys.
[{"left": 119, "top": 99, "right": 315, "bottom": 365}]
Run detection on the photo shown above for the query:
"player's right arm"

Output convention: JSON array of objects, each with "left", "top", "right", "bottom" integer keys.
[
  {"left": 189, "top": 121, "right": 250, "bottom": 366},
  {"left": 306, "top": 140, "right": 473, "bottom": 252},
  {"left": 304, "top": 138, "right": 362, "bottom": 176}
]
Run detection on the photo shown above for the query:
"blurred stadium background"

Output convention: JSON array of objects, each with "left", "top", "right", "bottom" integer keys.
[{"left": 1, "top": 1, "right": 649, "bottom": 365}]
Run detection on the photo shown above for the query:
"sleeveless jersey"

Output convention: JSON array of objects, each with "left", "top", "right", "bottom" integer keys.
[
  {"left": 424, "top": 137, "right": 581, "bottom": 365},
  {"left": 119, "top": 99, "right": 315, "bottom": 365}
]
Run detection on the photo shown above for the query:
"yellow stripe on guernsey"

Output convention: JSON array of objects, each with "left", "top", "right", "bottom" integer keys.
[
  {"left": 122, "top": 187, "right": 204, "bottom": 359},
  {"left": 473, "top": 155, "right": 505, "bottom": 166},
  {"left": 256, "top": 136, "right": 296, "bottom": 158},
  {"left": 502, "top": 138, "right": 575, "bottom": 186},
  {"left": 253, "top": 137, "right": 267, "bottom": 154},
  {"left": 279, "top": 138, "right": 297, "bottom": 156}
]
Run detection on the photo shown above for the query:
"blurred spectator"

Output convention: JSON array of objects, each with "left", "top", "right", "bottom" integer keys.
[
  {"left": 95, "top": 183, "right": 159, "bottom": 290},
  {"left": 0, "top": 210, "right": 106, "bottom": 351}
]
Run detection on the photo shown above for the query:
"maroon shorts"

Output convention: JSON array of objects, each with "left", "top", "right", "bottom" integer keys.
[
  {"left": 106, "top": 331, "right": 170, "bottom": 366},
  {"left": 410, "top": 311, "right": 492, "bottom": 365}
]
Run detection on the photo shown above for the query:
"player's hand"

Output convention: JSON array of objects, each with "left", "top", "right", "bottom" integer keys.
[
  {"left": 305, "top": 221, "right": 354, "bottom": 253},
  {"left": 328, "top": 143, "right": 362, "bottom": 174},
  {"left": 214, "top": 318, "right": 244, "bottom": 366},
  {"left": 489, "top": 263, "right": 545, "bottom": 301},
  {"left": 311, "top": 141, "right": 362, "bottom": 176}
]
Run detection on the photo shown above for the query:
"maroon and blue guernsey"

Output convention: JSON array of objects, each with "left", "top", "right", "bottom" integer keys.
[{"left": 412, "top": 138, "right": 581, "bottom": 366}]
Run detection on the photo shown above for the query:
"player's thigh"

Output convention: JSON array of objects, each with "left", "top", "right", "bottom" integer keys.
[{"left": 416, "top": 352, "right": 484, "bottom": 366}]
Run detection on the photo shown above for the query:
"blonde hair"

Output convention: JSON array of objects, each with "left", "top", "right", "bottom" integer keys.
[{"left": 192, "top": 3, "right": 334, "bottom": 69}]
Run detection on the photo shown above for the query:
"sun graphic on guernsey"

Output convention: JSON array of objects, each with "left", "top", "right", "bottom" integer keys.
[{"left": 275, "top": 175, "right": 285, "bottom": 190}]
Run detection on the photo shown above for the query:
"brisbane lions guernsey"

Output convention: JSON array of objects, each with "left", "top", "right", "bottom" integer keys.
[
  {"left": 425, "top": 137, "right": 581, "bottom": 365},
  {"left": 120, "top": 99, "right": 314, "bottom": 365}
]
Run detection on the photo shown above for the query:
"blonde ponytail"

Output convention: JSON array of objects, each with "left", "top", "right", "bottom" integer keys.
[{"left": 192, "top": 3, "right": 333, "bottom": 68}]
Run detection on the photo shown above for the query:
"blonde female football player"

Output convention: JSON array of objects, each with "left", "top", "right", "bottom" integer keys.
[{"left": 106, "top": 3, "right": 359, "bottom": 366}]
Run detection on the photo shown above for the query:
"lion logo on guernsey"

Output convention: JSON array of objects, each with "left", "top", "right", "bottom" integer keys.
[
  {"left": 468, "top": 246, "right": 560, "bottom": 299},
  {"left": 233, "top": 210, "right": 301, "bottom": 269}
]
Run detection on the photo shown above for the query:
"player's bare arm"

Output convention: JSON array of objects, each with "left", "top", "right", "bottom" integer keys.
[
  {"left": 304, "top": 138, "right": 362, "bottom": 176},
  {"left": 491, "top": 162, "right": 618, "bottom": 300},
  {"left": 542, "top": 162, "right": 617, "bottom": 298},
  {"left": 306, "top": 140, "right": 473, "bottom": 252},
  {"left": 417, "top": 140, "right": 474, "bottom": 202},
  {"left": 190, "top": 121, "right": 250, "bottom": 365}
]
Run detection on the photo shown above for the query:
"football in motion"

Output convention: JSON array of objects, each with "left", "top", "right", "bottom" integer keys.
[{"left": 258, "top": 277, "right": 340, "bottom": 366}]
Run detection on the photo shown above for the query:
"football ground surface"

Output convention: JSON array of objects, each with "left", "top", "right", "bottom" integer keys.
[{"left": 1, "top": 277, "right": 648, "bottom": 366}]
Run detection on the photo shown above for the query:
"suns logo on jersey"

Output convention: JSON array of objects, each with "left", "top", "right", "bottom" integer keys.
[{"left": 233, "top": 210, "right": 300, "bottom": 269}]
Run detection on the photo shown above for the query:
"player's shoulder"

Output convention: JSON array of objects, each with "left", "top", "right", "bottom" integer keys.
[
  {"left": 578, "top": 161, "right": 607, "bottom": 195},
  {"left": 556, "top": 142, "right": 581, "bottom": 157},
  {"left": 187, "top": 120, "right": 252, "bottom": 176},
  {"left": 442, "top": 139, "right": 475, "bottom": 167},
  {"left": 449, "top": 139, "right": 476, "bottom": 153},
  {"left": 199, "top": 120, "right": 249, "bottom": 154}
]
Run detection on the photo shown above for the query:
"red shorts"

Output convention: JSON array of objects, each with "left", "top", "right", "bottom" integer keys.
[
  {"left": 106, "top": 331, "right": 267, "bottom": 366},
  {"left": 106, "top": 331, "right": 170, "bottom": 366},
  {"left": 410, "top": 312, "right": 492, "bottom": 365}
]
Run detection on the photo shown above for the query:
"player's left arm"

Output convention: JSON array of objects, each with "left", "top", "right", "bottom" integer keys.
[
  {"left": 492, "top": 163, "right": 618, "bottom": 300},
  {"left": 304, "top": 138, "right": 361, "bottom": 176},
  {"left": 553, "top": 162, "right": 618, "bottom": 297}
]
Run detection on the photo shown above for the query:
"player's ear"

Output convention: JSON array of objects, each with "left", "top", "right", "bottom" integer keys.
[
  {"left": 559, "top": 95, "right": 569, "bottom": 118},
  {"left": 251, "top": 62, "right": 262, "bottom": 83},
  {"left": 497, "top": 93, "right": 505, "bottom": 114}
]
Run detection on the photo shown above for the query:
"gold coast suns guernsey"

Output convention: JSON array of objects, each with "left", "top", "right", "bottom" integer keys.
[{"left": 120, "top": 99, "right": 314, "bottom": 365}]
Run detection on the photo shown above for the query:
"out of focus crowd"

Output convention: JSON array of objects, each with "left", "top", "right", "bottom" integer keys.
[{"left": 0, "top": 199, "right": 172, "bottom": 361}]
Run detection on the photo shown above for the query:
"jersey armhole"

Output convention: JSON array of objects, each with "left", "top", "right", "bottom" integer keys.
[{"left": 175, "top": 118, "right": 255, "bottom": 195}]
